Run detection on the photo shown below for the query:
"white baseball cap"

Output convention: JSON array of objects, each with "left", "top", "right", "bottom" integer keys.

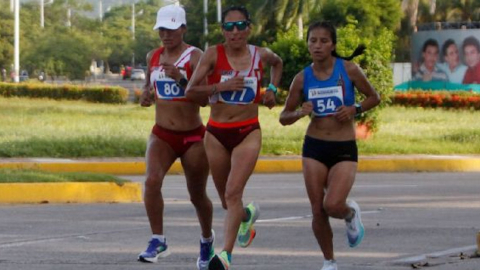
[{"left": 153, "top": 5, "right": 187, "bottom": 30}]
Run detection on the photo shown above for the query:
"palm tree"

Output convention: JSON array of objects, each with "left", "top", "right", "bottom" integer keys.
[
  {"left": 447, "top": 0, "right": 480, "bottom": 21},
  {"left": 402, "top": 0, "right": 443, "bottom": 30},
  {"left": 253, "top": 0, "right": 323, "bottom": 40}
]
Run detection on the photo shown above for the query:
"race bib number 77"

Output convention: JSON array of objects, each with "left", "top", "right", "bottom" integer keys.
[{"left": 218, "top": 75, "right": 257, "bottom": 105}]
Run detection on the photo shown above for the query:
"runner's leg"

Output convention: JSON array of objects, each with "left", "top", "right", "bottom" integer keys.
[
  {"left": 144, "top": 134, "right": 177, "bottom": 235},
  {"left": 303, "top": 157, "right": 333, "bottom": 260}
]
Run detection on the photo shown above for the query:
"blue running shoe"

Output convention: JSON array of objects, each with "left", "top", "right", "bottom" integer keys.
[
  {"left": 237, "top": 201, "right": 260, "bottom": 248},
  {"left": 197, "top": 230, "right": 215, "bottom": 270},
  {"left": 346, "top": 200, "right": 365, "bottom": 248},
  {"left": 138, "top": 238, "right": 170, "bottom": 263}
]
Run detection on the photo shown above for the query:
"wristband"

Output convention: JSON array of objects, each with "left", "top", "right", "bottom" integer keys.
[
  {"left": 266, "top": 83, "right": 277, "bottom": 94},
  {"left": 211, "top": 85, "right": 217, "bottom": 96},
  {"left": 354, "top": 103, "right": 363, "bottom": 116},
  {"left": 176, "top": 77, "right": 188, "bottom": 88}
]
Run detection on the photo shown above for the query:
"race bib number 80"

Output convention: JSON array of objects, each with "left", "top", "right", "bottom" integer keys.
[
  {"left": 218, "top": 75, "right": 257, "bottom": 105},
  {"left": 308, "top": 86, "right": 344, "bottom": 116},
  {"left": 155, "top": 71, "right": 186, "bottom": 100}
]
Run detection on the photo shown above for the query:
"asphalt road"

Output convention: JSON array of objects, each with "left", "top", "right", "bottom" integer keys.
[{"left": 1, "top": 172, "right": 479, "bottom": 270}]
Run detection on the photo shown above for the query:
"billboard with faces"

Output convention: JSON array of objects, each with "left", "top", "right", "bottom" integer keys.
[{"left": 406, "top": 29, "right": 480, "bottom": 91}]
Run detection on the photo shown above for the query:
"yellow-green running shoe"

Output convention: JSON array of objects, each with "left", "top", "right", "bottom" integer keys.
[
  {"left": 237, "top": 201, "right": 260, "bottom": 248},
  {"left": 208, "top": 250, "right": 230, "bottom": 270}
]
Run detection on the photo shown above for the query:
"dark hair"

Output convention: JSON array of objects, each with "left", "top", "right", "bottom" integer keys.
[
  {"left": 422, "top": 39, "right": 439, "bottom": 52},
  {"left": 221, "top": 6, "right": 250, "bottom": 24},
  {"left": 306, "top": 21, "right": 365, "bottom": 61},
  {"left": 462, "top": 36, "right": 480, "bottom": 53},
  {"left": 441, "top": 39, "right": 456, "bottom": 57}
]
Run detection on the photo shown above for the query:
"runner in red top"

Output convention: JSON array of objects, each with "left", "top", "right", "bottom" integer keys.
[
  {"left": 138, "top": 5, "right": 214, "bottom": 270},
  {"left": 186, "top": 5, "right": 283, "bottom": 270}
]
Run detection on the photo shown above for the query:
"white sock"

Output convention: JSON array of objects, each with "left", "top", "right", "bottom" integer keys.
[
  {"left": 200, "top": 234, "right": 213, "bottom": 243},
  {"left": 152, "top": 234, "right": 165, "bottom": 243}
]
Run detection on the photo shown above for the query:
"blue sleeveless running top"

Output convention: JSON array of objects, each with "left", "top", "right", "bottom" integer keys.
[{"left": 303, "top": 58, "right": 355, "bottom": 117}]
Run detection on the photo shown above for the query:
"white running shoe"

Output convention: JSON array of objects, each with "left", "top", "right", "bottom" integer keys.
[
  {"left": 321, "top": 259, "right": 338, "bottom": 270},
  {"left": 346, "top": 199, "right": 365, "bottom": 248}
]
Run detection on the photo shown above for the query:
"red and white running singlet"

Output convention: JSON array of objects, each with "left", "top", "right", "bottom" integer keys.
[
  {"left": 208, "top": 44, "right": 263, "bottom": 105},
  {"left": 149, "top": 46, "right": 196, "bottom": 101}
]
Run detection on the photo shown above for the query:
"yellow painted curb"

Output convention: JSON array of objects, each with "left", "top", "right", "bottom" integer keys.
[
  {"left": 0, "top": 158, "right": 479, "bottom": 175},
  {"left": 257, "top": 158, "right": 480, "bottom": 173},
  {"left": 358, "top": 158, "right": 480, "bottom": 172},
  {"left": 0, "top": 182, "right": 142, "bottom": 204},
  {"left": 255, "top": 159, "right": 302, "bottom": 173},
  {"left": 0, "top": 162, "right": 183, "bottom": 175}
]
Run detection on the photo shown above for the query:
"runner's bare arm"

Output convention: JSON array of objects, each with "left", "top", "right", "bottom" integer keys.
[
  {"left": 140, "top": 49, "right": 156, "bottom": 107},
  {"left": 259, "top": 47, "right": 283, "bottom": 109},
  {"left": 259, "top": 47, "right": 283, "bottom": 88},
  {"left": 279, "top": 71, "right": 312, "bottom": 125},
  {"left": 344, "top": 61, "right": 380, "bottom": 114},
  {"left": 187, "top": 48, "right": 209, "bottom": 106}
]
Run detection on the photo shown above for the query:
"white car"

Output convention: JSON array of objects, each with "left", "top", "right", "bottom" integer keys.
[{"left": 131, "top": 69, "right": 145, "bottom": 81}]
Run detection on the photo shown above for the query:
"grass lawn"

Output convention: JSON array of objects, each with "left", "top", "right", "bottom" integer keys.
[
  {"left": 1, "top": 96, "right": 479, "bottom": 157},
  {"left": 0, "top": 169, "right": 129, "bottom": 184}
]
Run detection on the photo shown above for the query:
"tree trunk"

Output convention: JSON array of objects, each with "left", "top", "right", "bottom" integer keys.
[{"left": 298, "top": 16, "right": 304, "bottom": 39}]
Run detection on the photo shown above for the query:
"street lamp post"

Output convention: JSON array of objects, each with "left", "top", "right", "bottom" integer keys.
[
  {"left": 216, "top": 0, "right": 221, "bottom": 22},
  {"left": 14, "top": 0, "right": 20, "bottom": 83},
  {"left": 41, "top": 0, "right": 44, "bottom": 27},
  {"left": 67, "top": 8, "right": 71, "bottom": 27},
  {"left": 131, "top": 3, "right": 135, "bottom": 40},
  {"left": 40, "top": 0, "right": 53, "bottom": 28},
  {"left": 204, "top": 0, "right": 208, "bottom": 49},
  {"left": 99, "top": 1, "right": 103, "bottom": 22}
]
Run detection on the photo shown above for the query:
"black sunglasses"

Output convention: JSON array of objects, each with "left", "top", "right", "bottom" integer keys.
[{"left": 222, "top": 21, "right": 250, "bottom": 32}]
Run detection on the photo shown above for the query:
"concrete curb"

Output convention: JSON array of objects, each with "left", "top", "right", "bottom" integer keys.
[
  {"left": 0, "top": 182, "right": 142, "bottom": 204},
  {"left": 1, "top": 156, "right": 478, "bottom": 204},
  {"left": 1, "top": 157, "right": 480, "bottom": 175}
]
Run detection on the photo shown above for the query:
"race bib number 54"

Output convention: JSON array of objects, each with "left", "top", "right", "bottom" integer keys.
[
  {"left": 308, "top": 86, "right": 344, "bottom": 116},
  {"left": 218, "top": 75, "right": 257, "bottom": 105}
]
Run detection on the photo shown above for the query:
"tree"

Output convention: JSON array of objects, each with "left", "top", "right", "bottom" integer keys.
[
  {"left": 0, "top": 8, "right": 14, "bottom": 72},
  {"left": 447, "top": 0, "right": 480, "bottom": 21},
  {"left": 252, "top": 0, "right": 323, "bottom": 43},
  {"left": 23, "top": 28, "right": 104, "bottom": 80},
  {"left": 313, "top": 0, "right": 402, "bottom": 36}
]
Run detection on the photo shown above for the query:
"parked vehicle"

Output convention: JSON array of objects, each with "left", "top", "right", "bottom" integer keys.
[
  {"left": 20, "top": 70, "right": 29, "bottom": 82},
  {"left": 131, "top": 69, "right": 146, "bottom": 81}
]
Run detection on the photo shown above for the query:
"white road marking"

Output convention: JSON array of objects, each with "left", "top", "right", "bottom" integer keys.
[
  {"left": 0, "top": 227, "right": 146, "bottom": 249},
  {"left": 257, "top": 210, "right": 382, "bottom": 223}
]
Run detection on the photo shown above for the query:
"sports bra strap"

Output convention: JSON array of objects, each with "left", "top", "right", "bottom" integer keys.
[{"left": 174, "top": 46, "right": 195, "bottom": 67}]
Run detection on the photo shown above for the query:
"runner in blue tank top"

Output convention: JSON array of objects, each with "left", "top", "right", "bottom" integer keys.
[{"left": 279, "top": 21, "right": 380, "bottom": 270}]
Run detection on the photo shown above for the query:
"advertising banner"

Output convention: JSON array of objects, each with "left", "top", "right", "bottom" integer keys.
[{"left": 397, "top": 29, "right": 480, "bottom": 92}]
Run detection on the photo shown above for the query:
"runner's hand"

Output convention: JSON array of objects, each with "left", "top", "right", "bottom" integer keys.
[
  {"left": 299, "top": 101, "right": 313, "bottom": 117},
  {"left": 263, "top": 90, "right": 276, "bottom": 109},
  {"left": 161, "top": 63, "right": 183, "bottom": 81},
  {"left": 140, "top": 87, "right": 153, "bottom": 107},
  {"left": 220, "top": 76, "right": 245, "bottom": 92},
  {"left": 335, "top": 105, "right": 355, "bottom": 122}
]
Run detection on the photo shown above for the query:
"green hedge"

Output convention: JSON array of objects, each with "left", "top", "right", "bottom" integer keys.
[{"left": 0, "top": 83, "right": 129, "bottom": 104}]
